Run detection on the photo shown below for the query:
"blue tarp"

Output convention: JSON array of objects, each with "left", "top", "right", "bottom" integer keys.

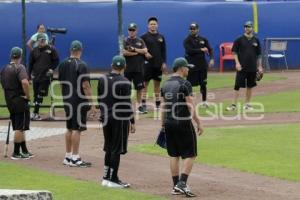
[{"left": 0, "top": 1, "right": 300, "bottom": 69}]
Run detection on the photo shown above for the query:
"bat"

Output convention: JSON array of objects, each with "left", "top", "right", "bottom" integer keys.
[{"left": 4, "top": 121, "right": 11, "bottom": 158}]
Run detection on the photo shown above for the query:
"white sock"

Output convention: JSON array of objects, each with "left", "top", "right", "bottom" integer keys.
[{"left": 65, "top": 152, "right": 72, "bottom": 158}]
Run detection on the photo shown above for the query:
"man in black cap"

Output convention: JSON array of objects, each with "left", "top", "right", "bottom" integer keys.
[
  {"left": 98, "top": 55, "right": 135, "bottom": 188},
  {"left": 123, "top": 23, "right": 148, "bottom": 113},
  {"left": 0, "top": 47, "right": 33, "bottom": 160},
  {"left": 183, "top": 22, "right": 214, "bottom": 108},
  {"left": 161, "top": 57, "right": 203, "bottom": 197},
  {"left": 226, "top": 21, "right": 263, "bottom": 111},
  {"left": 28, "top": 33, "right": 59, "bottom": 120},
  {"left": 141, "top": 16, "right": 167, "bottom": 112},
  {"left": 58, "top": 40, "right": 96, "bottom": 167}
]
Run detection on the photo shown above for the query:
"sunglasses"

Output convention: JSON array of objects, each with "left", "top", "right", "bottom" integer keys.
[
  {"left": 190, "top": 28, "right": 197, "bottom": 30},
  {"left": 128, "top": 29, "right": 136, "bottom": 32},
  {"left": 244, "top": 26, "right": 252, "bottom": 28}
]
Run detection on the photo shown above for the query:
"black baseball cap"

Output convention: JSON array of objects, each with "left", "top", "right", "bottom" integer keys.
[
  {"left": 190, "top": 22, "right": 199, "bottom": 29},
  {"left": 244, "top": 21, "right": 253, "bottom": 27},
  {"left": 128, "top": 23, "right": 137, "bottom": 30},
  {"left": 148, "top": 16, "right": 158, "bottom": 23}
]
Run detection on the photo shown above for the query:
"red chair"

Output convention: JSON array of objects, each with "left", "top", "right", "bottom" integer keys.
[{"left": 219, "top": 42, "right": 235, "bottom": 72}]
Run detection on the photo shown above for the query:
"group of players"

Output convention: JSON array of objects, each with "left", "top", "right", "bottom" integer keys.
[{"left": 0, "top": 17, "right": 263, "bottom": 197}]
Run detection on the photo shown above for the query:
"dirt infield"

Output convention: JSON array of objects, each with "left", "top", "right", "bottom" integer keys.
[{"left": 1, "top": 71, "right": 300, "bottom": 200}]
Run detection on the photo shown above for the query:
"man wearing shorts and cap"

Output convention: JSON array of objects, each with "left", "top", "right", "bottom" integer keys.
[
  {"left": 28, "top": 33, "right": 59, "bottom": 120},
  {"left": 184, "top": 22, "right": 214, "bottom": 108},
  {"left": 141, "top": 16, "right": 167, "bottom": 112},
  {"left": 123, "top": 23, "right": 148, "bottom": 113},
  {"left": 226, "top": 21, "right": 263, "bottom": 111},
  {"left": 1, "top": 47, "right": 33, "bottom": 159},
  {"left": 161, "top": 57, "right": 203, "bottom": 197},
  {"left": 58, "top": 40, "right": 96, "bottom": 167}
]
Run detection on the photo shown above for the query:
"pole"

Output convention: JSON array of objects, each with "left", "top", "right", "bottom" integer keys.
[
  {"left": 22, "top": 0, "right": 27, "bottom": 65},
  {"left": 117, "top": 0, "right": 124, "bottom": 55}
]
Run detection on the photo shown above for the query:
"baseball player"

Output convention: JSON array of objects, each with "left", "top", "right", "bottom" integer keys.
[
  {"left": 0, "top": 47, "right": 33, "bottom": 160},
  {"left": 141, "top": 16, "right": 167, "bottom": 113},
  {"left": 28, "top": 33, "right": 59, "bottom": 120},
  {"left": 226, "top": 21, "right": 263, "bottom": 111},
  {"left": 98, "top": 55, "right": 135, "bottom": 188},
  {"left": 58, "top": 40, "right": 96, "bottom": 167},
  {"left": 123, "top": 23, "right": 148, "bottom": 113},
  {"left": 183, "top": 22, "right": 214, "bottom": 108},
  {"left": 161, "top": 57, "right": 203, "bottom": 197}
]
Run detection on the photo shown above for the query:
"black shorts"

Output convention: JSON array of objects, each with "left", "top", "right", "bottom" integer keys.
[
  {"left": 124, "top": 72, "right": 144, "bottom": 90},
  {"left": 64, "top": 104, "right": 89, "bottom": 131},
  {"left": 234, "top": 71, "right": 257, "bottom": 90},
  {"left": 33, "top": 80, "right": 50, "bottom": 97},
  {"left": 103, "top": 117, "right": 129, "bottom": 155},
  {"left": 165, "top": 120, "right": 197, "bottom": 159},
  {"left": 144, "top": 65, "right": 162, "bottom": 82},
  {"left": 10, "top": 111, "right": 30, "bottom": 131},
  {"left": 187, "top": 69, "right": 207, "bottom": 87}
]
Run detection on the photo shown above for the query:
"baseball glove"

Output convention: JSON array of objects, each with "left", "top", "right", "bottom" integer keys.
[
  {"left": 155, "top": 127, "right": 167, "bottom": 149},
  {"left": 256, "top": 71, "right": 264, "bottom": 81}
]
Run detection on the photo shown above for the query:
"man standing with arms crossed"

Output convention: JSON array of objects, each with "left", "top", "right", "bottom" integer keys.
[
  {"left": 226, "top": 21, "right": 263, "bottom": 111},
  {"left": 98, "top": 55, "right": 135, "bottom": 188},
  {"left": 1, "top": 47, "right": 33, "bottom": 159},
  {"left": 141, "top": 16, "right": 167, "bottom": 112},
  {"left": 161, "top": 57, "right": 203, "bottom": 197},
  {"left": 58, "top": 40, "right": 96, "bottom": 167},
  {"left": 184, "top": 22, "right": 214, "bottom": 108},
  {"left": 123, "top": 23, "right": 148, "bottom": 113}
]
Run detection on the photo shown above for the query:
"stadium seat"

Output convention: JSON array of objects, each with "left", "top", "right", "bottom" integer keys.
[
  {"left": 219, "top": 42, "right": 235, "bottom": 72},
  {"left": 266, "top": 40, "right": 288, "bottom": 70}
]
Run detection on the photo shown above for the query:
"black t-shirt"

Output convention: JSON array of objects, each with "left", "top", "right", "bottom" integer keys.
[
  {"left": 58, "top": 57, "right": 89, "bottom": 105},
  {"left": 141, "top": 32, "right": 166, "bottom": 68},
  {"left": 184, "top": 34, "right": 213, "bottom": 71},
  {"left": 0, "top": 63, "right": 29, "bottom": 113},
  {"left": 161, "top": 76, "right": 193, "bottom": 121},
  {"left": 232, "top": 35, "right": 261, "bottom": 72},
  {"left": 124, "top": 37, "right": 146, "bottom": 73},
  {"left": 28, "top": 45, "right": 59, "bottom": 81},
  {"left": 98, "top": 72, "right": 133, "bottom": 120}
]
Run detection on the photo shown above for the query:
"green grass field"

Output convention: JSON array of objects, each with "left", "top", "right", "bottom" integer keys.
[
  {"left": 0, "top": 162, "right": 165, "bottom": 200},
  {"left": 131, "top": 123, "right": 300, "bottom": 182}
]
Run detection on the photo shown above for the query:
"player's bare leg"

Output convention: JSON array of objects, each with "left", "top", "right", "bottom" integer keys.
[{"left": 154, "top": 80, "right": 161, "bottom": 109}]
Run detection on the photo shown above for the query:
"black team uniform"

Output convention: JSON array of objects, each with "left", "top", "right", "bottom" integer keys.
[
  {"left": 141, "top": 30, "right": 166, "bottom": 109},
  {"left": 28, "top": 43, "right": 59, "bottom": 120}
]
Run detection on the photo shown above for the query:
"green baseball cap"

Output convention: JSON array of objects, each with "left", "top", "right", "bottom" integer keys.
[
  {"left": 172, "top": 57, "right": 194, "bottom": 71},
  {"left": 37, "top": 33, "right": 47, "bottom": 41},
  {"left": 244, "top": 21, "right": 253, "bottom": 27},
  {"left": 10, "top": 47, "right": 22, "bottom": 59},
  {"left": 112, "top": 55, "right": 126, "bottom": 68},
  {"left": 128, "top": 23, "right": 137, "bottom": 30},
  {"left": 70, "top": 40, "right": 83, "bottom": 51}
]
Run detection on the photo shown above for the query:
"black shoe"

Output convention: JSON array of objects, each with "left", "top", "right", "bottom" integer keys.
[
  {"left": 23, "top": 152, "right": 35, "bottom": 158},
  {"left": 174, "top": 181, "right": 196, "bottom": 197},
  {"left": 11, "top": 152, "right": 30, "bottom": 160},
  {"left": 137, "top": 105, "right": 148, "bottom": 114},
  {"left": 69, "top": 158, "right": 92, "bottom": 168}
]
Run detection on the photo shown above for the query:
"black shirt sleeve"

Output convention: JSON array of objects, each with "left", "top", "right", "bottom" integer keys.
[
  {"left": 51, "top": 47, "right": 60, "bottom": 70},
  {"left": 232, "top": 38, "right": 240, "bottom": 54},
  {"left": 77, "top": 62, "right": 89, "bottom": 82},
  {"left": 256, "top": 38, "right": 262, "bottom": 56},
  {"left": 205, "top": 38, "right": 214, "bottom": 59},
  {"left": 17, "top": 65, "right": 28, "bottom": 81},
  {"left": 181, "top": 81, "right": 193, "bottom": 97}
]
